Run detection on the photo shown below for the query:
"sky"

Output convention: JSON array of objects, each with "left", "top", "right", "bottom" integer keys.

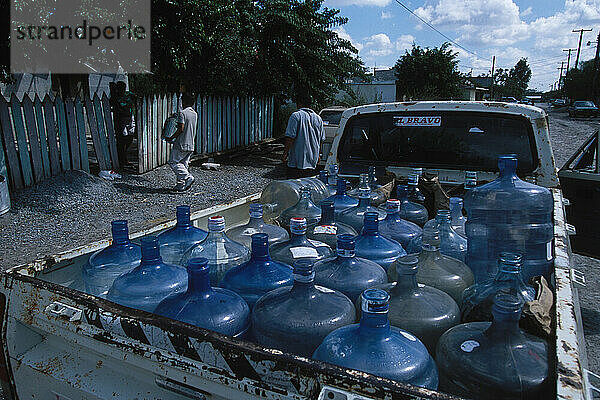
[{"left": 323, "top": 0, "right": 600, "bottom": 91}]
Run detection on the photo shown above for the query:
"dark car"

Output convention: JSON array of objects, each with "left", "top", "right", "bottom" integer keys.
[{"left": 568, "top": 100, "right": 599, "bottom": 117}]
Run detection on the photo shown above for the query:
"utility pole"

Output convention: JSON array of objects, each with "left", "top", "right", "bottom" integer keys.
[
  {"left": 558, "top": 62, "right": 565, "bottom": 90},
  {"left": 573, "top": 28, "right": 592, "bottom": 69},
  {"left": 563, "top": 48, "right": 574, "bottom": 73},
  {"left": 490, "top": 55, "right": 496, "bottom": 100}
]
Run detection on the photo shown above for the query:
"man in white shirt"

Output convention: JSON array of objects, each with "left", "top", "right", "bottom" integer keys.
[{"left": 168, "top": 93, "right": 197, "bottom": 192}]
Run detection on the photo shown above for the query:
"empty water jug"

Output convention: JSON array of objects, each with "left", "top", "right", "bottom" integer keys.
[
  {"left": 397, "top": 185, "right": 428, "bottom": 227},
  {"left": 449, "top": 197, "right": 466, "bottom": 238},
  {"left": 339, "top": 188, "right": 386, "bottom": 232},
  {"left": 327, "top": 164, "right": 339, "bottom": 194},
  {"left": 436, "top": 293, "right": 549, "bottom": 399},
  {"left": 347, "top": 173, "right": 386, "bottom": 206},
  {"left": 464, "top": 155, "right": 553, "bottom": 283},
  {"left": 154, "top": 257, "right": 250, "bottom": 337},
  {"left": 259, "top": 178, "right": 329, "bottom": 221},
  {"left": 226, "top": 203, "right": 289, "bottom": 248},
  {"left": 82, "top": 220, "right": 141, "bottom": 297},
  {"left": 279, "top": 187, "right": 322, "bottom": 231},
  {"left": 462, "top": 252, "right": 536, "bottom": 322},
  {"left": 374, "top": 255, "right": 460, "bottom": 354},
  {"left": 313, "top": 234, "right": 387, "bottom": 300},
  {"left": 325, "top": 178, "right": 359, "bottom": 216},
  {"left": 157, "top": 206, "right": 208, "bottom": 266},
  {"left": 221, "top": 233, "right": 293, "bottom": 307},
  {"left": 437, "top": 210, "right": 467, "bottom": 263},
  {"left": 313, "top": 288, "right": 438, "bottom": 390},
  {"left": 318, "top": 170, "right": 333, "bottom": 196},
  {"left": 407, "top": 174, "right": 425, "bottom": 204},
  {"left": 181, "top": 216, "right": 250, "bottom": 285},
  {"left": 251, "top": 259, "right": 356, "bottom": 356},
  {"left": 379, "top": 199, "right": 422, "bottom": 249},
  {"left": 354, "top": 212, "right": 406, "bottom": 271},
  {"left": 107, "top": 236, "right": 187, "bottom": 312},
  {"left": 306, "top": 200, "right": 357, "bottom": 249},
  {"left": 270, "top": 217, "right": 333, "bottom": 266}
]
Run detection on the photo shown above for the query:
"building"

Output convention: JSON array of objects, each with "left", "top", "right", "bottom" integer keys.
[{"left": 337, "top": 68, "right": 398, "bottom": 104}]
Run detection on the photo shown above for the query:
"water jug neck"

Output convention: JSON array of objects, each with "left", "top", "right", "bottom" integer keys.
[
  {"left": 396, "top": 185, "right": 409, "bottom": 202},
  {"left": 358, "top": 187, "right": 371, "bottom": 207},
  {"left": 385, "top": 199, "right": 401, "bottom": 218},
  {"left": 248, "top": 203, "right": 264, "bottom": 222},
  {"left": 359, "top": 289, "right": 391, "bottom": 331},
  {"left": 140, "top": 236, "right": 162, "bottom": 265},
  {"left": 176, "top": 206, "right": 192, "bottom": 228},
  {"left": 319, "top": 170, "right": 328, "bottom": 185},
  {"left": 449, "top": 198, "right": 463, "bottom": 219},
  {"left": 485, "top": 293, "right": 523, "bottom": 337},
  {"left": 327, "top": 164, "right": 339, "bottom": 186},
  {"left": 358, "top": 173, "right": 369, "bottom": 189},
  {"left": 292, "top": 259, "right": 315, "bottom": 288},
  {"left": 393, "top": 255, "right": 419, "bottom": 291},
  {"left": 290, "top": 217, "right": 308, "bottom": 238},
  {"left": 368, "top": 166, "right": 377, "bottom": 185},
  {"left": 336, "top": 178, "right": 347, "bottom": 195},
  {"left": 337, "top": 234, "right": 356, "bottom": 258},
  {"left": 408, "top": 174, "right": 419, "bottom": 188},
  {"left": 362, "top": 212, "right": 379, "bottom": 235},
  {"left": 208, "top": 215, "right": 226, "bottom": 233},
  {"left": 186, "top": 258, "right": 213, "bottom": 294},
  {"left": 319, "top": 200, "right": 335, "bottom": 224},
  {"left": 111, "top": 220, "right": 130, "bottom": 245},
  {"left": 250, "top": 233, "right": 270, "bottom": 260},
  {"left": 498, "top": 155, "right": 518, "bottom": 180},
  {"left": 495, "top": 252, "right": 525, "bottom": 285},
  {"left": 464, "top": 171, "right": 477, "bottom": 191},
  {"left": 299, "top": 187, "right": 312, "bottom": 201},
  {"left": 421, "top": 224, "right": 441, "bottom": 252}
]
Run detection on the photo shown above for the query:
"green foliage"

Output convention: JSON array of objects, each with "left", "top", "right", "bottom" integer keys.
[
  {"left": 493, "top": 58, "right": 531, "bottom": 99},
  {"left": 563, "top": 59, "right": 597, "bottom": 101},
  {"left": 394, "top": 42, "right": 465, "bottom": 100}
]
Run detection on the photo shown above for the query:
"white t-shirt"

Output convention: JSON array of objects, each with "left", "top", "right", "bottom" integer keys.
[
  {"left": 175, "top": 107, "right": 197, "bottom": 152},
  {"left": 285, "top": 108, "right": 325, "bottom": 169}
]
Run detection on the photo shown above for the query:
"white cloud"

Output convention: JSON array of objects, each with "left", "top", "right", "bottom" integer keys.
[
  {"left": 324, "top": 0, "right": 391, "bottom": 6},
  {"left": 363, "top": 33, "right": 394, "bottom": 56},
  {"left": 395, "top": 34, "right": 415, "bottom": 52},
  {"left": 381, "top": 11, "right": 393, "bottom": 20},
  {"left": 520, "top": 6, "right": 532, "bottom": 17},
  {"left": 333, "top": 26, "right": 363, "bottom": 51}
]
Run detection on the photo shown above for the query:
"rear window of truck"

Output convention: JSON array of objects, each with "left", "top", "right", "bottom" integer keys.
[
  {"left": 320, "top": 110, "right": 344, "bottom": 125},
  {"left": 337, "top": 111, "right": 538, "bottom": 174}
]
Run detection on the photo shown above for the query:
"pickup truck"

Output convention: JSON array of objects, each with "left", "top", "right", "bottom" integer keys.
[{"left": 0, "top": 101, "right": 596, "bottom": 399}]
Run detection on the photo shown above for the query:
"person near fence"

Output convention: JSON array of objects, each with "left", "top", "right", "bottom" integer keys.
[
  {"left": 168, "top": 93, "right": 197, "bottom": 192},
  {"left": 282, "top": 92, "right": 325, "bottom": 179},
  {"left": 110, "top": 81, "right": 135, "bottom": 170}
]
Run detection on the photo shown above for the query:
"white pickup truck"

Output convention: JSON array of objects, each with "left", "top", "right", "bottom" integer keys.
[{"left": 0, "top": 101, "right": 596, "bottom": 399}]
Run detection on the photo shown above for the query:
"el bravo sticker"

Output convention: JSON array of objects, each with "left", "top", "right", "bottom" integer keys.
[{"left": 394, "top": 116, "right": 441, "bottom": 127}]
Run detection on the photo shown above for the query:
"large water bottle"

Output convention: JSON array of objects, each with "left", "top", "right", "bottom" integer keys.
[
  {"left": 259, "top": 178, "right": 329, "bottom": 221},
  {"left": 449, "top": 197, "right": 466, "bottom": 238},
  {"left": 181, "top": 216, "right": 250, "bottom": 285},
  {"left": 339, "top": 188, "right": 386, "bottom": 232},
  {"left": 220, "top": 233, "right": 293, "bottom": 308},
  {"left": 107, "top": 236, "right": 187, "bottom": 312},
  {"left": 327, "top": 164, "right": 339, "bottom": 194},
  {"left": 378, "top": 199, "right": 422, "bottom": 249},
  {"left": 373, "top": 255, "right": 460, "bottom": 354},
  {"left": 407, "top": 174, "right": 426, "bottom": 205},
  {"left": 270, "top": 217, "right": 333, "bottom": 266},
  {"left": 313, "top": 234, "right": 387, "bottom": 301},
  {"left": 437, "top": 210, "right": 467, "bottom": 263},
  {"left": 226, "top": 203, "right": 289, "bottom": 248},
  {"left": 82, "top": 220, "right": 141, "bottom": 297},
  {"left": 347, "top": 173, "right": 386, "bottom": 206},
  {"left": 318, "top": 170, "right": 334, "bottom": 197},
  {"left": 461, "top": 252, "right": 536, "bottom": 322},
  {"left": 157, "top": 206, "right": 208, "bottom": 266},
  {"left": 354, "top": 212, "right": 406, "bottom": 271},
  {"left": 306, "top": 200, "right": 357, "bottom": 249},
  {"left": 279, "top": 187, "right": 322, "bottom": 231},
  {"left": 251, "top": 259, "right": 356, "bottom": 357},
  {"left": 397, "top": 185, "right": 428, "bottom": 227},
  {"left": 313, "top": 288, "right": 438, "bottom": 390},
  {"left": 436, "top": 294, "right": 549, "bottom": 399},
  {"left": 464, "top": 155, "right": 554, "bottom": 283},
  {"left": 324, "top": 178, "right": 358, "bottom": 216},
  {"left": 154, "top": 258, "right": 250, "bottom": 337}
]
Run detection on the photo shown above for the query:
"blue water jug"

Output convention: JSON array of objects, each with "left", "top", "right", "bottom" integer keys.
[
  {"left": 181, "top": 215, "right": 250, "bottom": 285},
  {"left": 82, "top": 220, "right": 141, "bottom": 297},
  {"left": 313, "top": 234, "right": 387, "bottom": 301},
  {"left": 327, "top": 164, "right": 339, "bottom": 194},
  {"left": 279, "top": 187, "right": 322, "bottom": 231},
  {"left": 107, "top": 236, "right": 187, "bottom": 312},
  {"left": 437, "top": 210, "right": 467, "bottom": 263},
  {"left": 436, "top": 293, "right": 549, "bottom": 399},
  {"left": 378, "top": 199, "right": 422, "bottom": 249},
  {"left": 397, "top": 185, "right": 428, "bottom": 227},
  {"left": 220, "top": 233, "right": 293, "bottom": 307},
  {"left": 461, "top": 252, "right": 536, "bottom": 322},
  {"left": 226, "top": 203, "right": 289, "bottom": 248},
  {"left": 306, "top": 200, "right": 357, "bottom": 249},
  {"left": 324, "top": 178, "right": 359, "bottom": 216},
  {"left": 313, "top": 288, "right": 438, "bottom": 390},
  {"left": 251, "top": 259, "right": 356, "bottom": 356},
  {"left": 375, "top": 255, "right": 460, "bottom": 354},
  {"left": 318, "top": 170, "right": 333, "bottom": 196},
  {"left": 449, "top": 197, "right": 466, "bottom": 238},
  {"left": 339, "top": 188, "right": 386, "bottom": 232},
  {"left": 347, "top": 173, "right": 386, "bottom": 207},
  {"left": 407, "top": 174, "right": 425, "bottom": 205},
  {"left": 154, "top": 257, "right": 250, "bottom": 337},
  {"left": 355, "top": 212, "right": 406, "bottom": 271},
  {"left": 157, "top": 205, "right": 208, "bottom": 266},
  {"left": 464, "top": 155, "right": 554, "bottom": 283},
  {"left": 270, "top": 217, "right": 333, "bottom": 266}
]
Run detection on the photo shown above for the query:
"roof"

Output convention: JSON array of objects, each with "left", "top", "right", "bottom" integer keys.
[
  {"left": 374, "top": 68, "right": 396, "bottom": 81},
  {"left": 468, "top": 76, "right": 493, "bottom": 88}
]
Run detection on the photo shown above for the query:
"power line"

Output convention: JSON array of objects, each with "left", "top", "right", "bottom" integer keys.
[{"left": 392, "top": 0, "right": 479, "bottom": 58}]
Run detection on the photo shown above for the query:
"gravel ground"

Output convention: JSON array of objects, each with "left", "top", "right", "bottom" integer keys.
[{"left": 543, "top": 103, "right": 600, "bottom": 374}]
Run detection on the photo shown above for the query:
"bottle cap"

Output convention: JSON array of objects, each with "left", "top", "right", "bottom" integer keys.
[
  {"left": 361, "top": 288, "right": 390, "bottom": 314},
  {"left": 208, "top": 215, "right": 226, "bottom": 232},
  {"left": 293, "top": 259, "right": 315, "bottom": 283},
  {"left": 290, "top": 217, "right": 307, "bottom": 235},
  {"left": 395, "top": 254, "right": 419, "bottom": 276},
  {"left": 385, "top": 199, "right": 401, "bottom": 213}
]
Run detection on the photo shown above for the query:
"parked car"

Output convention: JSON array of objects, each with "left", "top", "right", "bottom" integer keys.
[
  {"left": 568, "top": 100, "right": 599, "bottom": 117},
  {"left": 552, "top": 99, "right": 567, "bottom": 107},
  {"left": 318, "top": 106, "right": 347, "bottom": 166},
  {"left": 520, "top": 98, "right": 535, "bottom": 105},
  {"left": 500, "top": 96, "right": 518, "bottom": 103}
]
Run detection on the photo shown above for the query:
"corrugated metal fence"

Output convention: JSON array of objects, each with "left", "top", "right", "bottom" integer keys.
[{"left": 0, "top": 93, "right": 274, "bottom": 189}]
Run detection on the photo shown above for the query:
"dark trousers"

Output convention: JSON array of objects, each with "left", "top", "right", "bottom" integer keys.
[
  {"left": 116, "top": 134, "right": 134, "bottom": 167},
  {"left": 286, "top": 166, "right": 317, "bottom": 179}
]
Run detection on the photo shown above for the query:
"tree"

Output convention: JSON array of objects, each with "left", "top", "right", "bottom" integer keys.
[
  {"left": 564, "top": 59, "right": 596, "bottom": 101},
  {"left": 492, "top": 58, "right": 531, "bottom": 99},
  {"left": 394, "top": 42, "right": 465, "bottom": 100}
]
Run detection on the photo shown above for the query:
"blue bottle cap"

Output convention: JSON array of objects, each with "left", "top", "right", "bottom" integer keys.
[
  {"left": 293, "top": 259, "right": 315, "bottom": 283},
  {"left": 361, "top": 288, "right": 390, "bottom": 313},
  {"left": 385, "top": 199, "right": 401, "bottom": 213},
  {"left": 290, "top": 217, "right": 307, "bottom": 235}
]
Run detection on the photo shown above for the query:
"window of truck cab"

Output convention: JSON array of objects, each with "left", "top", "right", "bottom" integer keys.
[{"left": 337, "top": 111, "right": 539, "bottom": 175}]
